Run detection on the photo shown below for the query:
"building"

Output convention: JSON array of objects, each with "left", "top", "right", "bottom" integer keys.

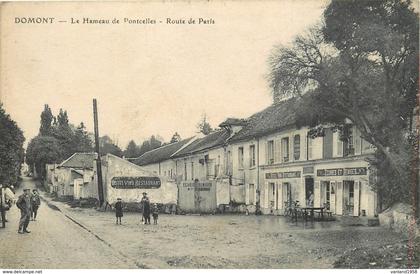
[
  {"left": 228, "top": 98, "right": 378, "bottom": 217},
  {"left": 131, "top": 137, "right": 195, "bottom": 179},
  {"left": 93, "top": 154, "right": 177, "bottom": 207},
  {"left": 53, "top": 153, "right": 96, "bottom": 199}
]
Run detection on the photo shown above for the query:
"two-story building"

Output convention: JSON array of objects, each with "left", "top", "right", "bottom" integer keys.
[{"left": 228, "top": 98, "right": 378, "bottom": 217}]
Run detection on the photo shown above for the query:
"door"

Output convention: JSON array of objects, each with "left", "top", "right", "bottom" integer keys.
[
  {"left": 330, "top": 181, "right": 336, "bottom": 214},
  {"left": 282, "top": 182, "right": 291, "bottom": 209},
  {"left": 343, "top": 180, "right": 355, "bottom": 215},
  {"left": 305, "top": 177, "right": 314, "bottom": 207},
  {"left": 268, "top": 182, "right": 276, "bottom": 212},
  {"left": 321, "top": 181, "right": 331, "bottom": 209},
  {"left": 249, "top": 184, "right": 255, "bottom": 205}
]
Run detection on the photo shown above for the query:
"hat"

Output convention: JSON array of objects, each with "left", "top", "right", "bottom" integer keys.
[
  {"left": 142, "top": 192, "right": 147, "bottom": 195},
  {"left": 117, "top": 198, "right": 122, "bottom": 200},
  {"left": 24, "top": 188, "right": 30, "bottom": 191}
]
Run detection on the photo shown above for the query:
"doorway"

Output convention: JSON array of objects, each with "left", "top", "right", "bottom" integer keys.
[
  {"left": 282, "top": 182, "right": 291, "bottom": 208},
  {"left": 305, "top": 177, "right": 314, "bottom": 206},
  {"left": 343, "top": 180, "right": 355, "bottom": 215},
  {"left": 268, "top": 182, "right": 276, "bottom": 212}
]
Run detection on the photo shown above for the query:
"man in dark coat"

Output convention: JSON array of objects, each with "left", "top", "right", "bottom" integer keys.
[
  {"left": 16, "top": 188, "right": 32, "bottom": 234},
  {"left": 141, "top": 192, "right": 151, "bottom": 225},
  {"left": 31, "top": 189, "right": 41, "bottom": 221},
  {"left": 115, "top": 198, "right": 123, "bottom": 225}
]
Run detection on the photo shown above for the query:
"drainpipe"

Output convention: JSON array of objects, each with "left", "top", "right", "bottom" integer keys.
[{"left": 256, "top": 138, "right": 262, "bottom": 215}]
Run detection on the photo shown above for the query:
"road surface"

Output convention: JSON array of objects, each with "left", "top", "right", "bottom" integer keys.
[{"left": 0, "top": 177, "right": 135, "bottom": 269}]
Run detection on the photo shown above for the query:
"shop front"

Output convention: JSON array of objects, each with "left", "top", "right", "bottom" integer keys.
[
  {"left": 263, "top": 169, "right": 303, "bottom": 215},
  {"left": 313, "top": 161, "right": 376, "bottom": 217}
]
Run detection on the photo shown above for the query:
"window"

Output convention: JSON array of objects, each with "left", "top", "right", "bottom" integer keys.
[
  {"left": 293, "top": 135, "right": 300, "bottom": 161},
  {"left": 191, "top": 162, "right": 194, "bottom": 180},
  {"left": 267, "top": 140, "right": 274, "bottom": 164},
  {"left": 238, "top": 147, "right": 244, "bottom": 169},
  {"left": 249, "top": 145, "right": 256, "bottom": 167},
  {"left": 281, "top": 137, "right": 289, "bottom": 162},
  {"left": 215, "top": 155, "right": 220, "bottom": 176},
  {"left": 226, "top": 151, "right": 232, "bottom": 175},
  {"left": 184, "top": 161, "right": 187, "bottom": 180},
  {"left": 344, "top": 128, "right": 355, "bottom": 156}
]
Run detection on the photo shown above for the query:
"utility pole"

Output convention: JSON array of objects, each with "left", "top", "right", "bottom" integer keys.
[{"left": 93, "top": 99, "right": 104, "bottom": 207}]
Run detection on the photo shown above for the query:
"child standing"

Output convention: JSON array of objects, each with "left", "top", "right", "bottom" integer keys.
[
  {"left": 152, "top": 203, "right": 159, "bottom": 225},
  {"left": 115, "top": 198, "right": 123, "bottom": 225}
]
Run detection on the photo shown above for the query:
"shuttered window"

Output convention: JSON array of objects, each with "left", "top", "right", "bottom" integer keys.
[
  {"left": 293, "top": 135, "right": 300, "bottom": 161},
  {"left": 267, "top": 140, "right": 274, "bottom": 164}
]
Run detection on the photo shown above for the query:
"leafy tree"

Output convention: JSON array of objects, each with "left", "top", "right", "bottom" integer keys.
[
  {"left": 124, "top": 140, "right": 141, "bottom": 158},
  {"left": 73, "top": 122, "right": 93, "bottom": 153},
  {"left": 268, "top": 0, "right": 418, "bottom": 210},
  {"left": 99, "top": 135, "right": 123, "bottom": 157},
  {"left": 138, "top": 135, "right": 163, "bottom": 155},
  {"left": 26, "top": 136, "right": 62, "bottom": 179},
  {"left": 197, "top": 114, "right": 213, "bottom": 135},
  {"left": 39, "top": 104, "right": 54, "bottom": 136},
  {"left": 170, "top": 132, "right": 182, "bottom": 143},
  {"left": 0, "top": 104, "right": 25, "bottom": 185}
]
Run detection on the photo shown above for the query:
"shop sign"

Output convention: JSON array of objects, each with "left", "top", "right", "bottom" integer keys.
[
  {"left": 182, "top": 182, "right": 212, "bottom": 191},
  {"left": 317, "top": 167, "right": 367, "bottom": 177},
  {"left": 111, "top": 176, "right": 161, "bottom": 189},
  {"left": 265, "top": 171, "right": 301, "bottom": 179}
]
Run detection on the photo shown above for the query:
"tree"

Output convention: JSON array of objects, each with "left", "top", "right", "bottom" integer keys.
[
  {"left": 170, "top": 132, "right": 182, "bottom": 143},
  {"left": 0, "top": 104, "right": 25, "bottom": 184},
  {"left": 52, "top": 108, "right": 75, "bottom": 160},
  {"left": 39, "top": 104, "right": 54, "bottom": 136},
  {"left": 73, "top": 122, "right": 93, "bottom": 153},
  {"left": 268, "top": 0, "right": 418, "bottom": 210},
  {"left": 197, "top": 114, "right": 213, "bottom": 135},
  {"left": 99, "top": 135, "right": 123, "bottom": 157},
  {"left": 138, "top": 135, "right": 163, "bottom": 155},
  {"left": 26, "top": 136, "right": 62, "bottom": 179},
  {"left": 124, "top": 140, "right": 140, "bottom": 158}
]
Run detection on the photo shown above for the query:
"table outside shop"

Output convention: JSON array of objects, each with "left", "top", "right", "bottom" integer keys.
[{"left": 300, "top": 207, "right": 325, "bottom": 221}]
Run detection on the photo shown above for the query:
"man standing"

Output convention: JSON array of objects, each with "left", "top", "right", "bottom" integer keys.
[
  {"left": 0, "top": 183, "right": 15, "bottom": 228},
  {"left": 31, "top": 189, "right": 41, "bottom": 221},
  {"left": 140, "top": 192, "right": 151, "bottom": 225},
  {"left": 16, "top": 188, "right": 32, "bottom": 234}
]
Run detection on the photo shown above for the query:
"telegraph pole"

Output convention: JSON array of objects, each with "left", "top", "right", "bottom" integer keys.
[{"left": 93, "top": 99, "right": 104, "bottom": 207}]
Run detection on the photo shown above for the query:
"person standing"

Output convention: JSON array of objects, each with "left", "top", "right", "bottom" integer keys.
[
  {"left": 115, "top": 198, "right": 123, "bottom": 225},
  {"left": 31, "top": 189, "right": 41, "bottom": 221},
  {"left": 16, "top": 188, "right": 32, "bottom": 234},
  {"left": 141, "top": 192, "right": 151, "bottom": 225},
  {"left": 0, "top": 183, "right": 15, "bottom": 228}
]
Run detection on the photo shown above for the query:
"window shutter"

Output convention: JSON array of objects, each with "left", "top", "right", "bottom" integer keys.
[
  {"left": 354, "top": 127, "right": 361, "bottom": 155},
  {"left": 274, "top": 139, "right": 281, "bottom": 163}
]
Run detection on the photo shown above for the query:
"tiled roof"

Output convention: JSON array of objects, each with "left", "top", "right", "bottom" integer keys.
[
  {"left": 229, "top": 97, "right": 300, "bottom": 143},
  {"left": 59, "top": 153, "right": 97, "bottom": 169},
  {"left": 174, "top": 129, "right": 230, "bottom": 157},
  {"left": 133, "top": 137, "right": 194, "bottom": 166}
]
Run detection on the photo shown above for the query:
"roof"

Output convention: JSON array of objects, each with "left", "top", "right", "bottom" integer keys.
[
  {"left": 174, "top": 129, "right": 230, "bottom": 157},
  {"left": 59, "top": 153, "right": 97, "bottom": 169},
  {"left": 219, "top": 118, "right": 247, "bottom": 127},
  {"left": 229, "top": 97, "right": 300, "bottom": 143},
  {"left": 133, "top": 137, "right": 194, "bottom": 166}
]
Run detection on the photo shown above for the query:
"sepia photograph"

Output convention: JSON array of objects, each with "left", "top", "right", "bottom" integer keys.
[{"left": 0, "top": 0, "right": 419, "bottom": 271}]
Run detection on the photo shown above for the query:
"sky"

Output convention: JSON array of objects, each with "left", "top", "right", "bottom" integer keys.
[{"left": 1, "top": 1, "right": 328, "bottom": 148}]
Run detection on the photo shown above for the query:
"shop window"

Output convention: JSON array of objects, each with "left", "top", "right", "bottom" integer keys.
[
  {"left": 293, "top": 135, "right": 300, "bottom": 161},
  {"left": 267, "top": 140, "right": 274, "bottom": 164},
  {"left": 238, "top": 147, "right": 244, "bottom": 169},
  {"left": 281, "top": 137, "right": 289, "bottom": 162},
  {"left": 249, "top": 145, "right": 256, "bottom": 167}
]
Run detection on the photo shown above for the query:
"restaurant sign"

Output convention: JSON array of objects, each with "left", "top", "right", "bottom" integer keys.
[
  {"left": 317, "top": 167, "right": 367, "bottom": 177},
  {"left": 111, "top": 176, "right": 161, "bottom": 189},
  {"left": 265, "top": 171, "right": 301, "bottom": 179}
]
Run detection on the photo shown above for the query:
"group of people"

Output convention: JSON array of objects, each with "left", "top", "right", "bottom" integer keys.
[
  {"left": 114, "top": 192, "right": 159, "bottom": 225},
  {"left": 0, "top": 184, "right": 41, "bottom": 234}
]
